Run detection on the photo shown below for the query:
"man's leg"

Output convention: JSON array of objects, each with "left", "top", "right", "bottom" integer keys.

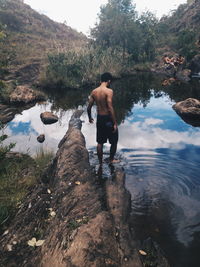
[
  {"left": 110, "top": 142, "right": 117, "bottom": 163},
  {"left": 109, "top": 128, "right": 119, "bottom": 163},
  {"left": 97, "top": 143, "right": 103, "bottom": 164}
]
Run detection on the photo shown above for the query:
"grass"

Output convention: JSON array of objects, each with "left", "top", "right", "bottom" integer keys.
[
  {"left": 0, "top": 146, "right": 54, "bottom": 233},
  {"left": 34, "top": 147, "right": 54, "bottom": 177}
]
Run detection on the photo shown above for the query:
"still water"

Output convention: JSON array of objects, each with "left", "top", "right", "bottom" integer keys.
[{"left": 3, "top": 74, "right": 200, "bottom": 266}]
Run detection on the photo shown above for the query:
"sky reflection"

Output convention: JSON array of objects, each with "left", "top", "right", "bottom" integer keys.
[{"left": 2, "top": 94, "right": 200, "bottom": 155}]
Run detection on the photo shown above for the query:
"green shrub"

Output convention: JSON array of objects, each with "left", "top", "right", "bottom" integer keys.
[
  {"left": 0, "top": 136, "right": 54, "bottom": 231},
  {"left": 41, "top": 46, "right": 131, "bottom": 89},
  {"left": 34, "top": 147, "right": 54, "bottom": 177},
  {"left": 176, "top": 30, "right": 198, "bottom": 60}
]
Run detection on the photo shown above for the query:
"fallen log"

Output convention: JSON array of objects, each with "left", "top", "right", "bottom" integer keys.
[{"left": 0, "top": 110, "right": 142, "bottom": 267}]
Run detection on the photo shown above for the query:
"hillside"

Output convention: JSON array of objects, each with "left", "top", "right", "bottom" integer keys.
[
  {"left": 0, "top": 0, "right": 87, "bottom": 84},
  {"left": 165, "top": 0, "right": 200, "bottom": 32},
  {"left": 157, "top": 0, "right": 200, "bottom": 61}
]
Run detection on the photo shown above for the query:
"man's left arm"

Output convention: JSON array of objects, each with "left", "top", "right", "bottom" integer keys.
[{"left": 87, "top": 94, "right": 94, "bottom": 123}]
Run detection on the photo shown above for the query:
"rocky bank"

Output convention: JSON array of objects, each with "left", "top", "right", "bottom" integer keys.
[{"left": 0, "top": 110, "right": 143, "bottom": 267}]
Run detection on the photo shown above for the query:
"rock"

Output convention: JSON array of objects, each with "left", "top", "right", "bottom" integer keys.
[
  {"left": 40, "top": 112, "right": 58, "bottom": 125},
  {"left": 37, "top": 134, "right": 45, "bottom": 143},
  {"left": 173, "top": 98, "right": 200, "bottom": 127},
  {"left": 10, "top": 85, "right": 46, "bottom": 104},
  {"left": 162, "top": 78, "right": 176, "bottom": 86}
]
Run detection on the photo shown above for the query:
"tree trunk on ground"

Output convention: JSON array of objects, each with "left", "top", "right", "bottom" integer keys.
[{"left": 0, "top": 110, "right": 142, "bottom": 267}]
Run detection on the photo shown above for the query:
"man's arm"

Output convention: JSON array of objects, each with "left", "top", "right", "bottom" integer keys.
[
  {"left": 107, "top": 90, "right": 117, "bottom": 131},
  {"left": 87, "top": 94, "right": 94, "bottom": 123}
]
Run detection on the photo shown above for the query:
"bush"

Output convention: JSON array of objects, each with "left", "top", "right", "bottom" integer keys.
[
  {"left": 41, "top": 46, "right": 131, "bottom": 89},
  {"left": 176, "top": 30, "right": 198, "bottom": 60}
]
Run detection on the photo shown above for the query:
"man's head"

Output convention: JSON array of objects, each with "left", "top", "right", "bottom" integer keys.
[{"left": 101, "top": 72, "right": 113, "bottom": 83}]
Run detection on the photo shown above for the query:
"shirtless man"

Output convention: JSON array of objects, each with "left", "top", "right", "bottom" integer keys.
[{"left": 87, "top": 72, "right": 118, "bottom": 165}]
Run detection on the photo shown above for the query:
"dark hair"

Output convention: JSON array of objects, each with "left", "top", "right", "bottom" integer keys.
[{"left": 101, "top": 72, "right": 113, "bottom": 82}]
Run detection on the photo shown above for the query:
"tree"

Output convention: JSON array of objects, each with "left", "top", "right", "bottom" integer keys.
[
  {"left": 137, "top": 11, "right": 158, "bottom": 61},
  {"left": 91, "top": 0, "right": 137, "bottom": 59},
  {"left": 90, "top": 1, "right": 158, "bottom": 63}
]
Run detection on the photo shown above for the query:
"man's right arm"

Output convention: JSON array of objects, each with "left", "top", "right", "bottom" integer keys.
[{"left": 87, "top": 93, "right": 94, "bottom": 123}]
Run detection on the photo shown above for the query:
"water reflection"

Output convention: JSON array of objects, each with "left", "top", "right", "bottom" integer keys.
[
  {"left": 4, "top": 103, "right": 76, "bottom": 154},
  {"left": 2, "top": 74, "right": 200, "bottom": 266},
  {"left": 126, "top": 146, "right": 200, "bottom": 267}
]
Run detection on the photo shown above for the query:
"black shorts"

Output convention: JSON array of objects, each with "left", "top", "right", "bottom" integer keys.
[{"left": 96, "top": 115, "right": 118, "bottom": 144}]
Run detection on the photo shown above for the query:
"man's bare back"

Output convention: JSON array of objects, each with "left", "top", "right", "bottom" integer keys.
[{"left": 91, "top": 85, "right": 113, "bottom": 115}]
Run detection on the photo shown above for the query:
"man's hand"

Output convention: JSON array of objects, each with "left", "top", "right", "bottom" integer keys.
[
  {"left": 89, "top": 118, "right": 94, "bottom": 123},
  {"left": 113, "top": 123, "right": 118, "bottom": 132}
]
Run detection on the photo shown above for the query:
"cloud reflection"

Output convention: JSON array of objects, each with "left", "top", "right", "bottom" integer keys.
[{"left": 2, "top": 100, "right": 200, "bottom": 155}]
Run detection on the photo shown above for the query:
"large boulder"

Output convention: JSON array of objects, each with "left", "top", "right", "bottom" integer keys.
[
  {"left": 173, "top": 98, "right": 200, "bottom": 126},
  {"left": 40, "top": 112, "right": 58, "bottom": 125},
  {"left": 10, "top": 85, "right": 46, "bottom": 104}
]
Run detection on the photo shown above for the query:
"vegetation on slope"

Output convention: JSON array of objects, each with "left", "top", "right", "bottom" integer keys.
[
  {"left": 0, "top": 0, "right": 87, "bottom": 85},
  {"left": 157, "top": 1, "right": 200, "bottom": 60}
]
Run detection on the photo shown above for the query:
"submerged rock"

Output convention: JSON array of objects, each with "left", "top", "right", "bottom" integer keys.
[
  {"left": 10, "top": 85, "right": 46, "bottom": 104},
  {"left": 173, "top": 98, "right": 200, "bottom": 127},
  {"left": 40, "top": 112, "right": 58, "bottom": 125},
  {"left": 139, "top": 237, "right": 170, "bottom": 267},
  {"left": 37, "top": 134, "right": 45, "bottom": 143}
]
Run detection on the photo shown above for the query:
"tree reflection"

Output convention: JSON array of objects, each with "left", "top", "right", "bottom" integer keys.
[{"left": 42, "top": 74, "right": 200, "bottom": 126}]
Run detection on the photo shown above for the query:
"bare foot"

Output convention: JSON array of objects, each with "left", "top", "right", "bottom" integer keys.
[{"left": 109, "top": 159, "right": 120, "bottom": 164}]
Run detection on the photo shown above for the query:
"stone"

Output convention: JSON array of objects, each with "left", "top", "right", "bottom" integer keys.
[
  {"left": 173, "top": 98, "right": 200, "bottom": 127},
  {"left": 37, "top": 134, "right": 45, "bottom": 143},
  {"left": 10, "top": 85, "right": 46, "bottom": 104},
  {"left": 40, "top": 112, "right": 58, "bottom": 125}
]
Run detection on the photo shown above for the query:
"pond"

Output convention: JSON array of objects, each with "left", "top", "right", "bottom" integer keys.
[{"left": 3, "top": 73, "right": 200, "bottom": 267}]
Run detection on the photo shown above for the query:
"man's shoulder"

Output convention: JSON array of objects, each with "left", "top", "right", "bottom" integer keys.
[
  {"left": 106, "top": 88, "right": 113, "bottom": 95},
  {"left": 91, "top": 86, "right": 100, "bottom": 93},
  {"left": 90, "top": 88, "right": 98, "bottom": 96}
]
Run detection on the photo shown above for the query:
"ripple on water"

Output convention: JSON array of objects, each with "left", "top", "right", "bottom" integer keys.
[{"left": 123, "top": 148, "right": 200, "bottom": 266}]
